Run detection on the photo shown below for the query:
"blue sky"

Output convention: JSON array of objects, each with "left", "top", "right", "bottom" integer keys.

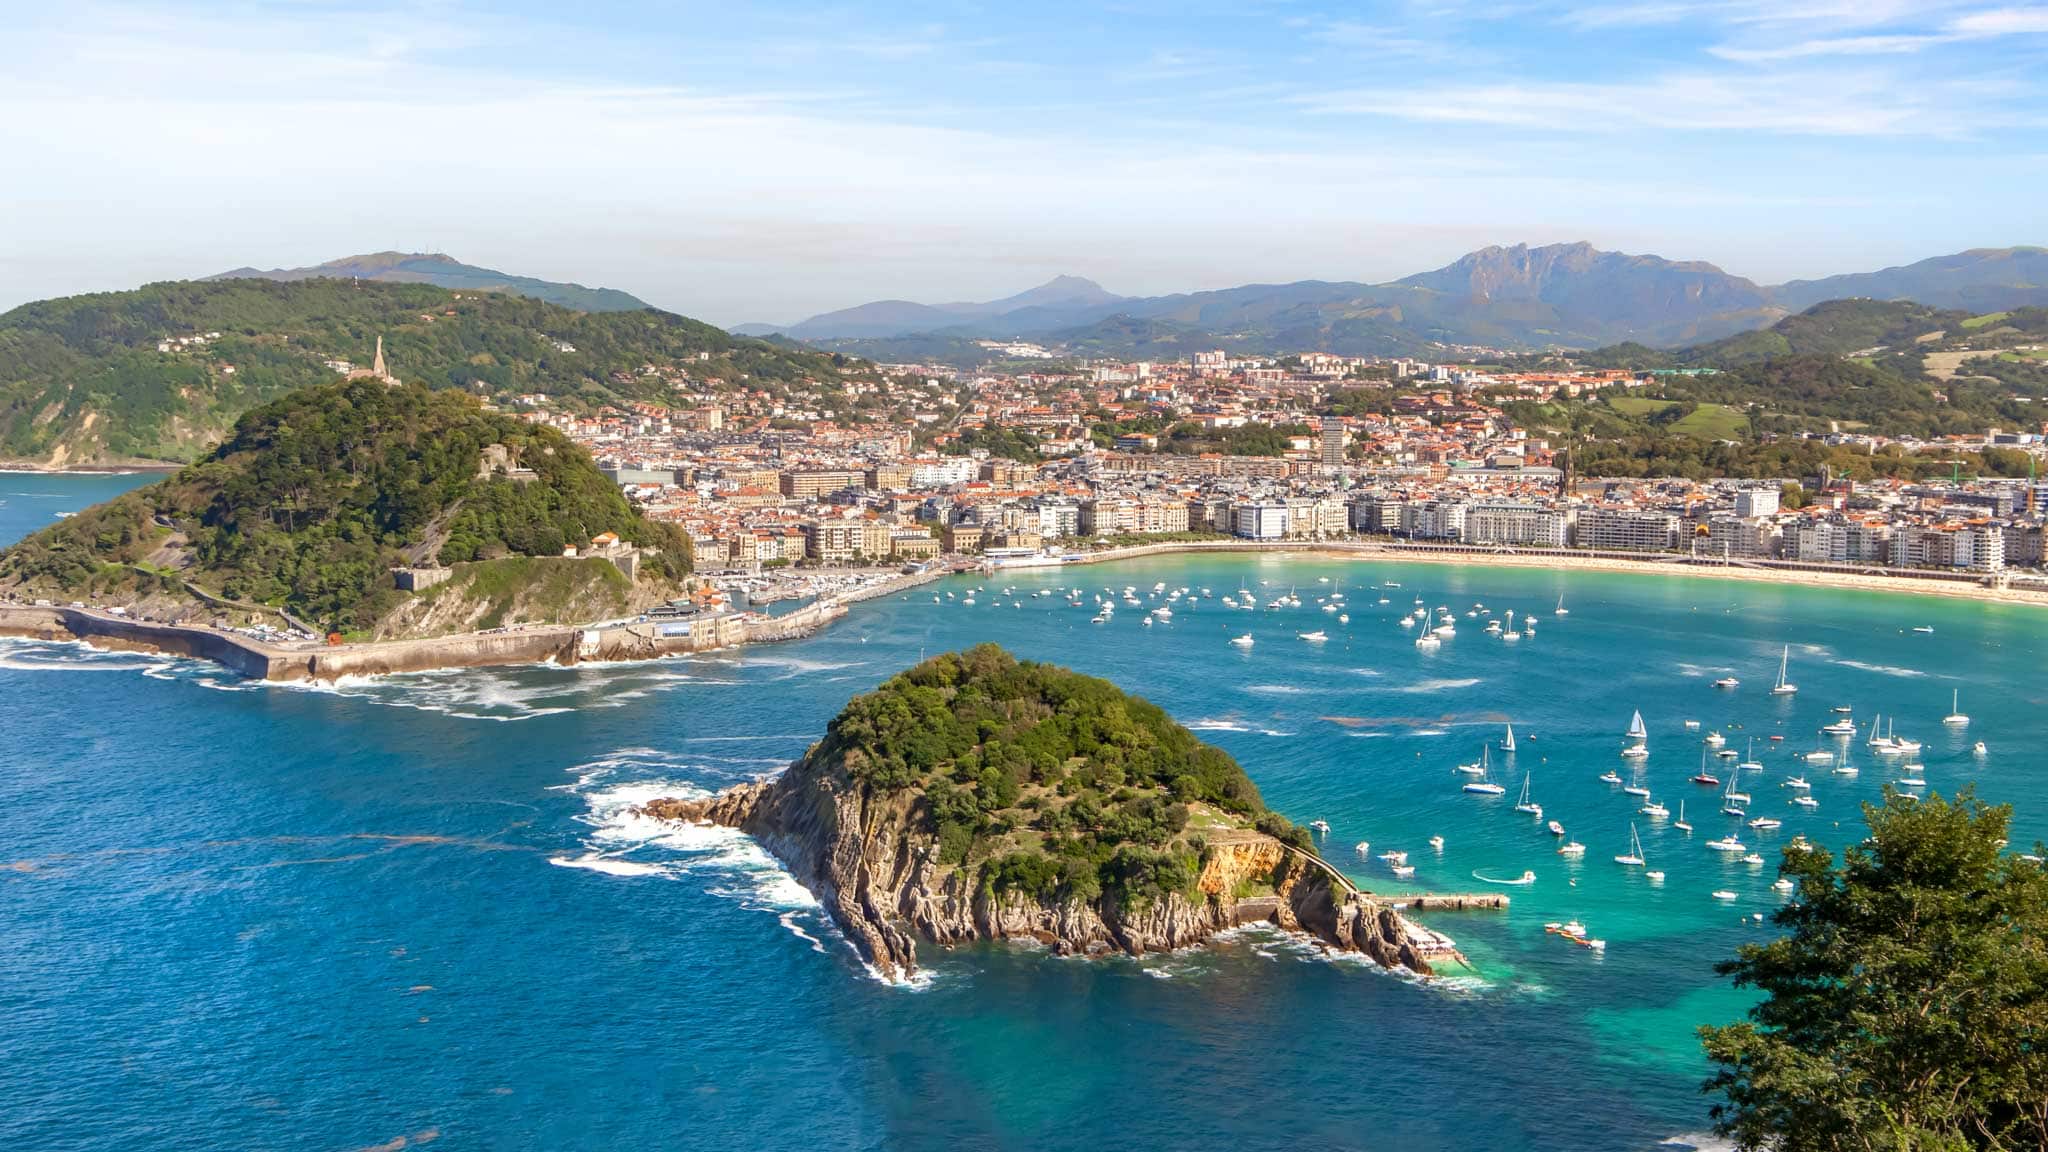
[{"left": 1, "top": 0, "right": 2044, "bottom": 324}]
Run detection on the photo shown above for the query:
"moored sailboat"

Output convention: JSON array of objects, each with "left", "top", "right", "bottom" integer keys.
[{"left": 1769, "top": 645, "right": 1798, "bottom": 696}]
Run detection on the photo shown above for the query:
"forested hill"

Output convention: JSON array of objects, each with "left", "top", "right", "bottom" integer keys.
[
  {"left": 0, "top": 378, "right": 692, "bottom": 634},
  {"left": 0, "top": 278, "right": 867, "bottom": 467},
  {"left": 1495, "top": 300, "right": 2048, "bottom": 481}
]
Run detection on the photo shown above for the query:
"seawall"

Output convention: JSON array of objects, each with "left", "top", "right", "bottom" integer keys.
[
  {"left": 0, "top": 605, "right": 288, "bottom": 679},
  {"left": 0, "top": 597, "right": 855, "bottom": 684}
]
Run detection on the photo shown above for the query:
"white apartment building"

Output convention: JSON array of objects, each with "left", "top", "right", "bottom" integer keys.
[
  {"left": 1573, "top": 508, "right": 1680, "bottom": 552},
  {"left": 1233, "top": 502, "right": 1290, "bottom": 539},
  {"left": 1463, "top": 503, "right": 1569, "bottom": 548}
]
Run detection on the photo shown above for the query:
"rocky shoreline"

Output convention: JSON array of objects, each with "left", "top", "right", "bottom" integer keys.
[{"left": 642, "top": 764, "right": 1447, "bottom": 982}]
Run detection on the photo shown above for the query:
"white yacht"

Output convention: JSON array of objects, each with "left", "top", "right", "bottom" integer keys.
[
  {"left": 1769, "top": 645, "right": 1798, "bottom": 696},
  {"left": 1514, "top": 774, "right": 1543, "bottom": 817},
  {"left": 1296, "top": 630, "right": 1328, "bottom": 643},
  {"left": 1738, "top": 739, "right": 1763, "bottom": 772},
  {"left": 1554, "top": 595, "right": 1569, "bottom": 616},
  {"left": 1943, "top": 690, "right": 1969, "bottom": 727},
  {"left": 1674, "top": 800, "right": 1693, "bottom": 833},
  {"left": 1229, "top": 634, "right": 1254, "bottom": 648},
  {"left": 1462, "top": 749, "right": 1506, "bottom": 795},
  {"left": 1705, "top": 835, "right": 1747, "bottom": 853},
  {"left": 1614, "top": 824, "right": 1647, "bottom": 867}
]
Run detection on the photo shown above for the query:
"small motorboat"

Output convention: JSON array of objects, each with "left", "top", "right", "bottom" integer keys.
[
  {"left": 1428, "top": 835, "right": 1445, "bottom": 852},
  {"left": 1713, "top": 676, "right": 1739, "bottom": 689},
  {"left": 1310, "top": 819, "right": 1331, "bottom": 835},
  {"left": 1556, "top": 841, "right": 1586, "bottom": 857},
  {"left": 1706, "top": 836, "right": 1747, "bottom": 853},
  {"left": 1546, "top": 820, "right": 1566, "bottom": 837},
  {"left": 1378, "top": 850, "right": 1408, "bottom": 865},
  {"left": 1712, "top": 890, "right": 1739, "bottom": 902}
]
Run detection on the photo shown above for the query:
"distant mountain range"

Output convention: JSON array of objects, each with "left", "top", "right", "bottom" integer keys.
[
  {"left": 745, "top": 243, "right": 2048, "bottom": 362},
  {"left": 732, "top": 274, "right": 1121, "bottom": 340},
  {"left": 207, "top": 252, "right": 649, "bottom": 312}
]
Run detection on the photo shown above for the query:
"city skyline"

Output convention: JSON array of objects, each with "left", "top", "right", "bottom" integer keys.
[{"left": 2, "top": 0, "right": 2045, "bottom": 324}]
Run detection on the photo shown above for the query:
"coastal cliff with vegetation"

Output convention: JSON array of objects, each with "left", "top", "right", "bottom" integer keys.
[
  {"left": 0, "top": 378, "right": 691, "bottom": 638},
  {"left": 643, "top": 645, "right": 1439, "bottom": 980}
]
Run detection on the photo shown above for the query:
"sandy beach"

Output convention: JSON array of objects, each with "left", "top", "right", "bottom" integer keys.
[{"left": 1031, "top": 539, "right": 2048, "bottom": 610}]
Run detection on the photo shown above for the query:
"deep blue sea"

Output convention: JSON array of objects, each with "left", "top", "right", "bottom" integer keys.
[{"left": 5, "top": 472, "right": 2044, "bottom": 1152}]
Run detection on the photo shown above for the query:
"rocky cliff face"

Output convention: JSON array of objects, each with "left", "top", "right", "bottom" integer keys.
[{"left": 642, "top": 759, "right": 1438, "bottom": 981}]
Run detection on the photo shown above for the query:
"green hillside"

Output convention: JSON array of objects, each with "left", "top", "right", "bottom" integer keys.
[
  {"left": 1682, "top": 299, "right": 1965, "bottom": 364},
  {"left": 0, "top": 378, "right": 691, "bottom": 633},
  {"left": 0, "top": 278, "right": 867, "bottom": 466},
  {"left": 1495, "top": 299, "right": 2046, "bottom": 481}
]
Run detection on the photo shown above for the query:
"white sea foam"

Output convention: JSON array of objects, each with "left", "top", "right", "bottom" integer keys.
[
  {"left": 724, "top": 654, "right": 867, "bottom": 678},
  {"left": 1834, "top": 659, "right": 1925, "bottom": 678},
  {"left": 548, "top": 854, "right": 667, "bottom": 877},
  {"left": 1661, "top": 1134, "right": 1736, "bottom": 1152},
  {"left": 1186, "top": 719, "right": 1253, "bottom": 732},
  {"left": 0, "top": 636, "right": 184, "bottom": 674},
  {"left": 1244, "top": 684, "right": 1313, "bottom": 695},
  {"left": 553, "top": 751, "right": 844, "bottom": 975},
  {"left": 1394, "top": 678, "right": 1482, "bottom": 693},
  {"left": 1350, "top": 668, "right": 1382, "bottom": 677},
  {"left": 1411, "top": 728, "right": 1449, "bottom": 737}
]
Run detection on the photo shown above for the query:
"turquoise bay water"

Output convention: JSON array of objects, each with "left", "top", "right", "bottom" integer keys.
[{"left": 4, "top": 474, "right": 2044, "bottom": 1151}]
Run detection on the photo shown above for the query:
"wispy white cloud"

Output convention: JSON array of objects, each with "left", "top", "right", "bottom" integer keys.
[
  {"left": 1709, "top": 32, "right": 1958, "bottom": 60},
  {"left": 1950, "top": 5, "right": 2048, "bottom": 34},
  {"left": 1296, "top": 71, "right": 1968, "bottom": 135}
]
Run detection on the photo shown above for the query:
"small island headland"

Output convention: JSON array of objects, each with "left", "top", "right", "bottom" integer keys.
[{"left": 642, "top": 645, "right": 1472, "bottom": 980}]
